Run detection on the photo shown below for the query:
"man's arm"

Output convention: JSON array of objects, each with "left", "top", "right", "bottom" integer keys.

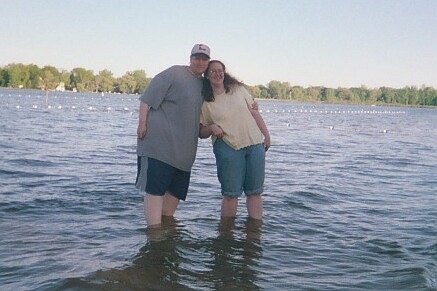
[
  {"left": 137, "top": 101, "right": 150, "bottom": 139},
  {"left": 199, "top": 123, "right": 224, "bottom": 139}
]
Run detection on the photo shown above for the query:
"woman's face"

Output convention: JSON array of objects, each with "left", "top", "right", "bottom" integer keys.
[{"left": 207, "top": 62, "right": 225, "bottom": 86}]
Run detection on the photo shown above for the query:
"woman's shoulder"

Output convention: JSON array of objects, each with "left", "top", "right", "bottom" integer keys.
[{"left": 231, "top": 84, "right": 251, "bottom": 96}]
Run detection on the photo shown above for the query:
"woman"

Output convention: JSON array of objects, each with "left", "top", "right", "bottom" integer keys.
[{"left": 199, "top": 60, "right": 270, "bottom": 220}]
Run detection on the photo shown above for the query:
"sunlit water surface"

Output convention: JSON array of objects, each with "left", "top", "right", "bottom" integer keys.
[{"left": 1, "top": 89, "right": 436, "bottom": 290}]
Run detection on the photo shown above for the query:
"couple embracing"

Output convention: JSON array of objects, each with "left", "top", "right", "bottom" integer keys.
[{"left": 136, "top": 44, "right": 270, "bottom": 227}]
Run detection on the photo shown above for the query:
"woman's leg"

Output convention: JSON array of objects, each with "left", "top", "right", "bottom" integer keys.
[
  {"left": 214, "top": 140, "right": 244, "bottom": 217},
  {"left": 246, "top": 194, "right": 263, "bottom": 220},
  {"left": 221, "top": 196, "right": 238, "bottom": 217},
  {"left": 244, "top": 144, "right": 265, "bottom": 220}
]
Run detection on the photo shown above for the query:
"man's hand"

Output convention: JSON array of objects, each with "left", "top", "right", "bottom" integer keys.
[{"left": 137, "top": 123, "right": 147, "bottom": 139}]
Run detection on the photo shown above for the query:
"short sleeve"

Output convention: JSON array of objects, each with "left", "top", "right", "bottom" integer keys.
[
  {"left": 139, "top": 66, "right": 174, "bottom": 109},
  {"left": 200, "top": 102, "right": 211, "bottom": 125},
  {"left": 241, "top": 86, "right": 254, "bottom": 109}
]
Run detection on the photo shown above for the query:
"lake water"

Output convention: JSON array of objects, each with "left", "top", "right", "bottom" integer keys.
[{"left": 1, "top": 88, "right": 436, "bottom": 290}]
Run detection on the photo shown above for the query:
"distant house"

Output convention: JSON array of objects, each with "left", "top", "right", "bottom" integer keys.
[{"left": 55, "top": 82, "right": 65, "bottom": 91}]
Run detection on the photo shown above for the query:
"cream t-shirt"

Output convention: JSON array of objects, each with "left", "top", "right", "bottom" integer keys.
[{"left": 200, "top": 85, "right": 264, "bottom": 150}]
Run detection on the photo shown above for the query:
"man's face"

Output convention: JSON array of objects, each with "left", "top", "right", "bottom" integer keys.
[{"left": 190, "top": 54, "right": 210, "bottom": 76}]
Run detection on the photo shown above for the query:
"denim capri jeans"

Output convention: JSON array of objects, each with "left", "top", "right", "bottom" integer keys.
[{"left": 213, "top": 139, "right": 265, "bottom": 198}]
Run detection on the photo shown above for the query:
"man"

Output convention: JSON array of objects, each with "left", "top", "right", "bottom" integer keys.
[{"left": 136, "top": 44, "right": 210, "bottom": 226}]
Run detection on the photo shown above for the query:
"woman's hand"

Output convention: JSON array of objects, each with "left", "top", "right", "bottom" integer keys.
[
  {"left": 210, "top": 124, "right": 224, "bottom": 138},
  {"left": 263, "top": 135, "right": 271, "bottom": 151},
  {"left": 251, "top": 100, "right": 259, "bottom": 111}
]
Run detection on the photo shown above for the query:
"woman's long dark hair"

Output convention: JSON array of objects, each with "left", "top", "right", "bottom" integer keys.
[{"left": 202, "top": 60, "right": 244, "bottom": 102}]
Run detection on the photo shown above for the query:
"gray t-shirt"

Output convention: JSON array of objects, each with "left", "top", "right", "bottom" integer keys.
[{"left": 136, "top": 65, "right": 203, "bottom": 172}]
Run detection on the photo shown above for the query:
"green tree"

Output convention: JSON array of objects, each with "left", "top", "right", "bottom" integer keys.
[
  {"left": 289, "top": 86, "right": 306, "bottom": 101},
  {"left": 248, "top": 85, "right": 261, "bottom": 99},
  {"left": 336, "top": 87, "right": 353, "bottom": 102},
  {"left": 131, "top": 70, "right": 150, "bottom": 94},
  {"left": 117, "top": 73, "right": 136, "bottom": 94},
  {"left": 367, "top": 88, "right": 380, "bottom": 104},
  {"left": 256, "top": 85, "right": 270, "bottom": 99},
  {"left": 38, "top": 66, "right": 60, "bottom": 91},
  {"left": 350, "top": 87, "right": 369, "bottom": 103},
  {"left": 7, "top": 63, "right": 30, "bottom": 88},
  {"left": 27, "top": 64, "right": 42, "bottom": 88},
  {"left": 59, "top": 70, "right": 71, "bottom": 90},
  {"left": 71, "top": 67, "right": 95, "bottom": 92},
  {"left": 420, "top": 86, "right": 437, "bottom": 106},
  {"left": 404, "top": 86, "right": 419, "bottom": 105},
  {"left": 95, "top": 69, "right": 115, "bottom": 92},
  {"left": 0, "top": 68, "right": 9, "bottom": 87},
  {"left": 267, "top": 80, "right": 289, "bottom": 99},
  {"left": 306, "top": 86, "right": 322, "bottom": 102},
  {"left": 320, "top": 87, "right": 337, "bottom": 102},
  {"left": 379, "top": 87, "right": 396, "bottom": 103}
]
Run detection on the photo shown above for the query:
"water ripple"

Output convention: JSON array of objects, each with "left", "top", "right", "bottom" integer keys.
[{"left": 1, "top": 90, "right": 436, "bottom": 290}]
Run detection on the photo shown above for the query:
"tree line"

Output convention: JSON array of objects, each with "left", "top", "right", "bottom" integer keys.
[
  {"left": 248, "top": 81, "right": 437, "bottom": 107},
  {"left": 0, "top": 63, "right": 150, "bottom": 94},
  {"left": 1, "top": 63, "right": 436, "bottom": 106}
]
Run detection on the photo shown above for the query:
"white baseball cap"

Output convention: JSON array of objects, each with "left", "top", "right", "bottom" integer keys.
[{"left": 191, "top": 44, "right": 210, "bottom": 58}]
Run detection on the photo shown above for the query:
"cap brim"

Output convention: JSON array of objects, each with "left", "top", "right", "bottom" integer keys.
[{"left": 191, "top": 53, "right": 210, "bottom": 59}]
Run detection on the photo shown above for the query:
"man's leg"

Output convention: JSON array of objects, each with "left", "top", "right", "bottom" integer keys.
[
  {"left": 162, "top": 191, "right": 180, "bottom": 216},
  {"left": 144, "top": 194, "right": 163, "bottom": 226}
]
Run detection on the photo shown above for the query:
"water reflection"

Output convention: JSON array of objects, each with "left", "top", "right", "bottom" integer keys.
[
  {"left": 128, "top": 216, "right": 185, "bottom": 289},
  {"left": 57, "top": 216, "right": 185, "bottom": 290},
  {"left": 209, "top": 217, "right": 263, "bottom": 290},
  {"left": 57, "top": 217, "right": 264, "bottom": 290}
]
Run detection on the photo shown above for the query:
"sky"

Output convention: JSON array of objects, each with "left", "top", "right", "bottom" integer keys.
[{"left": 1, "top": 0, "right": 436, "bottom": 89}]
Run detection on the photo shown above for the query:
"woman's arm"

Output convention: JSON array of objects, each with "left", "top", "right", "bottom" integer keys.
[{"left": 249, "top": 108, "right": 271, "bottom": 151}]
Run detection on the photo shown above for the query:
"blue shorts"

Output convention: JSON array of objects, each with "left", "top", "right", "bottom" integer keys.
[
  {"left": 136, "top": 156, "right": 190, "bottom": 201},
  {"left": 213, "top": 139, "right": 265, "bottom": 198}
]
